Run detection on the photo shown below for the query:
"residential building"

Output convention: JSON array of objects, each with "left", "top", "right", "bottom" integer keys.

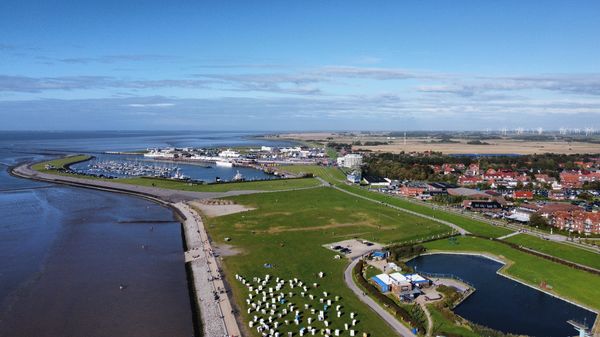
[
  {"left": 462, "top": 200, "right": 503, "bottom": 212},
  {"left": 513, "top": 190, "right": 534, "bottom": 199},
  {"left": 551, "top": 210, "right": 600, "bottom": 234},
  {"left": 336, "top": 153, "right": 363, "bottom": 168}
]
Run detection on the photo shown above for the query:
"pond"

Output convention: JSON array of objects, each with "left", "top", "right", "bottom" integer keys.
[{"left": 407, "top": 253, "right": 596, "bottom": 337}]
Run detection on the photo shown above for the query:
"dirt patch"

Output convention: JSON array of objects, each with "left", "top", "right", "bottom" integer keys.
[
  {"left": 189, "top": 200, "right": 255, "bottom": 217},
  {"left": 213, "top": 243, "right": 243, "bottom": 257}
]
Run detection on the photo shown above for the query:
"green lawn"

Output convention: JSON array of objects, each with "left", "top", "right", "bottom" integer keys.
[
  {"left": 326, "top": 147, "right": 339, "bottom": 160},
  {"left": 336, "top": 184, "right": 513, "bottom": 238},
  {"left": 279, "top": 165, "right": 346, "bottom": 182},
  {"left": 31, "top": 154, "right": 92, "bottom": 172},
  {"left": 203, "top": 187, "right": 450, "bottom": 337},
  {"left": 428, "top": 305, "right": 480, "bottom": 337},
  {"left": 117, "top": 176, "right": 323, "bottom": 192},
  {"left": 504, "top": 234, "right": 600, "bottom": 270},
  {"left": 282, "top": 164, "right": 513, "bottom": 239},
  {"left": 423, "top": 236, "right": 600, "bottom": 311}
]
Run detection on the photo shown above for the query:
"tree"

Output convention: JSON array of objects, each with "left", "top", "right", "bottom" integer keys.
[{"left": 529, "top": 213, "right": 548, "bottom": 228}]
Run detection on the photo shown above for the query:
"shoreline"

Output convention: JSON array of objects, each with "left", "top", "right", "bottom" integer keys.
[{"left": 10, "top": 161, "right": 242, "bottom": 337}]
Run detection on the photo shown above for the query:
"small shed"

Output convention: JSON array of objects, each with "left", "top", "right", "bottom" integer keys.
[{"left": 371, "top": 250, "right": 388, "bottom": 260}]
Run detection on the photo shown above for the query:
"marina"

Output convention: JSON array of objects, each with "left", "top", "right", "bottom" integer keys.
[
  {"left": 84, "top": 160, "right": 188, "bottom": 179},
  {"left": 69, "top": 153, "right": 278, "bottom": 183}
]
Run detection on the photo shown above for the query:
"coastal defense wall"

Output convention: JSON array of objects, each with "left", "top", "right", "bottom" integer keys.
[{"left": 176, "top": 202, "right": 241, "bottom": 337}]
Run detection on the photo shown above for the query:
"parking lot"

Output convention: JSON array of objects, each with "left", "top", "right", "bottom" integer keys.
[{"left": 323, "top": 239, "right": 384, "bottom": 259}]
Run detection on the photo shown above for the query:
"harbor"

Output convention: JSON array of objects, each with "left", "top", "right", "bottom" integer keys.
[{"left": 69, "top": 153, "right": 280, "bottom": 183}]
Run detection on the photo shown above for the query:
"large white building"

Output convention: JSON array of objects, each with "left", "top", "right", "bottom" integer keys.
[
  {"left": 337, "top": 154, "right": 363, "bottom": 168},
  {"left": 218, "top": 149, "right": 240, "bottom": 158}
]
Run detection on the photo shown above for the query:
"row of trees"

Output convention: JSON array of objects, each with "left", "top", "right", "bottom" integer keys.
[
  {"left": 364, "top": 157, "right": 457, "bottom": 182},
  {"left": 364, "top": 152, "right": 599, "bottom": 182}
]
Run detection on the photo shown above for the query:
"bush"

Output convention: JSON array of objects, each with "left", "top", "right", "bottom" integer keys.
[{"left": 388, "top": 244, "right": 426, "bottom": 260}]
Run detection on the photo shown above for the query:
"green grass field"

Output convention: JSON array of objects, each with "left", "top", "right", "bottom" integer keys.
[
  {"left": 203, "top": 187, "right": 450, "bottom": 336},
  {"left": 31, "top": 154, "right": 92, "bottom": 172},
  {"left": 326, "top": 147, "right": 339, "bottom": 159},
  {"left": 280, "top": 164, "right": 513, "bottom": 238},
  {"left": 504, "top": 234, "right": 600, "bottom": 270},
  {"left": 117, "top": 176, "right": 323, "bottom": 192},
  {"left": 336, "top": 184, "right": 513, "bottom": 238},
  {"left": 428, "top": 305, "right": 480, "bottom": 337},
  {"left": 423, "top": 236, "right": 600, "bottom": 311},
  {"left": 279, "top": 165, "right": 347, "bottom": 182}
]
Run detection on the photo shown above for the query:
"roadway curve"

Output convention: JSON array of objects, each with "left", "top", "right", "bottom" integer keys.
[{"left": 344, "top": 259, "right": 417, "bottom": 337}]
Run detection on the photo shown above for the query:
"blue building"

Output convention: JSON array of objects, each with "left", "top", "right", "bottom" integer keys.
[
  {"left": 371, "top": 250, "right": 388, "bottom": 260},
  {"left": 347, "top": 170, "right": 361, "bottom": 184},
  {"left": 371, "top": 274, "right": 392, "bottom": 292}
]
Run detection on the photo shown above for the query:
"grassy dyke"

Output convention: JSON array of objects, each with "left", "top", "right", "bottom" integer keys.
[
  {"left": 117, "top": 176, "right": 323, "bottom": 192},
  {"left": 31, "top": 156, "right": 323, "bottom": 192},
  {"left": 203, "top": 187, "right": 450, "bottom": 337},
  {"left": 423, "top": 236, "right": 600, "bottom": 311},
  {"left": 504, "top": 234, "right": 600, "bottom": 271},
  {"left": 31, "top": 154, "right": 92, "bottom": 172}
]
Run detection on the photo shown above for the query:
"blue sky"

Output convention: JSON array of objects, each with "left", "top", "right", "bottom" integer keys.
[{"left": 1, "top": 1, "right": 600, "bottom": 130}]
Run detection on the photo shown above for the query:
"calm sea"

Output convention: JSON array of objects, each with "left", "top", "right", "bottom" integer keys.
[{"left": 0, "top": 131, "right": 291, "bottom": 337}]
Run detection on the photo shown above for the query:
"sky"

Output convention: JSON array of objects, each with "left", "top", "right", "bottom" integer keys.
[{"left": 1, "top": 1, "right": 600, "bottom": 131}]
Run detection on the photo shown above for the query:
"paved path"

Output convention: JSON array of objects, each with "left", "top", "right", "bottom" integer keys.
[
  {"left": 344, "top": 259, "right": 417, "bottom": 337},
  {"left": 417, "top": 301, "right": 433, "bottom": 336},
  {"left": 176, "top": 202, "right": 241, "bottom": 337},
  {"left": 318, "top": 177, "right": 469, "bottom": 235},
  {"left": 497, "top": 231, "right": 522, "bottom": 240}
]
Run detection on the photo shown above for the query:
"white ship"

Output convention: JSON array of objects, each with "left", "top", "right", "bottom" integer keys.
[
  {"left": 172, "top": 168, "right": 188, "bottom": 180},
  {"left": 233, "top": 170, "right": 244, "bottom": 181},
  {"left": 215, "top": 160, "right": 233, "bottom": 168}
]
